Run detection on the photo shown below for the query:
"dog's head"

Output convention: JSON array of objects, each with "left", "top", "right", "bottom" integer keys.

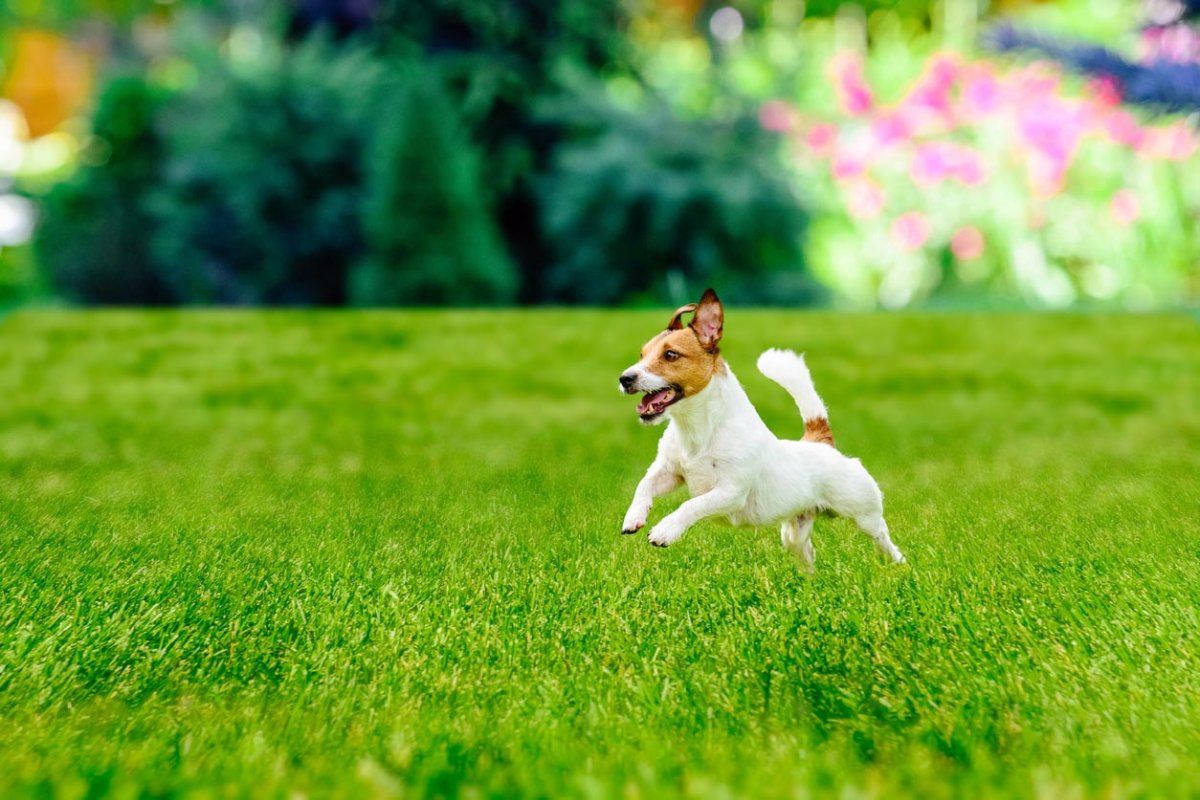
[{"left": 618, "top": 288, "right": 725, "bottom": 425}]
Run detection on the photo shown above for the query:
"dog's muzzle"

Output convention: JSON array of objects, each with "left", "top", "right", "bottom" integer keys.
[{"left": 619, "top": 368, "right": 682, "bottom": 423}]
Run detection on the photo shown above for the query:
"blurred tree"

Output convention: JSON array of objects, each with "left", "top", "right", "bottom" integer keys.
[
  {"left": 538, "top": 93, "right": 815, "bottom": 305},
  {"left": 352, "top": 69, "right": 517, "bottom": 305},
  {"left": 0, "top": 0, "right": 219, "bottom": 28},
  {"left": 146, "top": 38, "right": 387, "bottom": 305},
  {"left": 799, "top": 0, "right": 942, "bottom": 22},
  {"left": 287, "top": 0, "right": 379, "bottom": 40},
  {"left": 37, "top": 74, "right": 174, "bottom": 304},
  {"left": 375, "top": 0, "right": 637, "bottom": 301}
]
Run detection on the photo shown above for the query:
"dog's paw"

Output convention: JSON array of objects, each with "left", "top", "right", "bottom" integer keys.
[
  {"left": 647, "top": 524, "right": 682, "bottom": 548},
  {"left": 621, "top": 508, "right": 649, "bottom": 535}
]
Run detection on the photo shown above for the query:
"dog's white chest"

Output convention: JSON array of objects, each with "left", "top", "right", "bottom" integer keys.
[{"left": 680, "top": 455, "right": 720, "bottom": 496}]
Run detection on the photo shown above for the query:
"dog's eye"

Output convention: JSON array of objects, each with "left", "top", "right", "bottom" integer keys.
[{"left": 663, "top": 350, "right": 680, "bottom": 362}]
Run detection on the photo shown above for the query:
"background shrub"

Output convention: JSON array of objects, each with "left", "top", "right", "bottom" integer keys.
[
  {"left": 538, "top": 95, "right": 815, "bottom": 305},
  {"left": 352, "top": 69, "right": 517, "bottom": 306},
  {"left": 0, "top": 245, "right": 38, "bottom": 308},
  {"left": 146, "top": 38, "right": 388, "bottom": 305},
  {"left": 378, "top": 0, "right": 636, "bottom": 302},
  {"left": 37, "top": 75, "right": 174, "bottom": 304}
]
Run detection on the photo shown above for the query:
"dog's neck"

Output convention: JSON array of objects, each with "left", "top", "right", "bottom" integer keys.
[{"left": 667, "top": 362, "right": 764, "bottom": 452}]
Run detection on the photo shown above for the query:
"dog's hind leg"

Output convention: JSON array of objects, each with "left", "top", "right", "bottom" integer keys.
[
  {"left": 828, "top": 465, "right": 905, "bottom": 565},
  {"left": 780, "top": 514, "right": 816, "bottom": 573},
  {"left": 853, "top": 512, "right": 905, "bottom": 564}
]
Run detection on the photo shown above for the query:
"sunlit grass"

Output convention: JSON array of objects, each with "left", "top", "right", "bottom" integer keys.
[{"left": 1, "top": 309, "right": 1198, "bottom": 798}]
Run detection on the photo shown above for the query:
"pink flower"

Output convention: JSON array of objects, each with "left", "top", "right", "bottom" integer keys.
[
  {"left": 831, "top": 152, "right": 867, "bottom": 181},
  {"left": 829, "top": 52, "right": 874, "bottom": 116},
  {"left": 1018, "top": 97, "right": 1086, "bottom": 165},
  {"left": 909, "top": 142, "right": 988, "bottom": 187},
  {"left": 950, "top": 226, "right": 985, "bottom": 261},
  {"left": 830, "top": 133, "right": 873, "bottom": 181},
  {"left": 871, "top": 111, "right": 916, "bottom": 148},
  {"left": 1016, "top": 98, "right": 1087, "bottom": 198},
  {"left": 954, "top": 151, "right": 988, "bottom": 186},
  {"left": 759, "top": 100, "right": 798, "bottom": 133},
  {"left": 1007, "top": 63, "right": 1062, "bottom": 99},
  {"left": 1140, "top": 26, "right": 1164, "bottom": 61},
  {"left": 1085, "top": 77, "right": 1122, "bottom": 108},
  {"left": 1141, "top": 24, "right": 1200, "bottom": 63},
  {"left": 805, "top": 123, "right": 838, "bottom": 157},
  {"left": 1027, "top": 153, "right": 1068, "bottom": 199},
  {"left": 910, "top": 142, "right": 955, "bottom": 187},
  {"left": 844, "top": 179, "right": 886, "bottom": 219},
  {"left": 905, "top": 53, "right": 959, "bottom": 116},
  {"left": 886, "top": 55, "right": 960, "bottom": 137},
  {"left": 1110, "top": 189, "right": 1140, "bottom": 226},
  {"left": 890, "top": 212, "right": 930, "bottom": 252},
  {"left": 1105, "top": 110, "right": 1145, "bottom": 148},
  {"left": 958, "top": 64, "right": 1004, "bottom": 118},
  {"left": 1140, "top": 121, "right": 1199, "bottom": 160},
  {"left": 1161, "top": 25, "right": 1200, "bottom": 63}
]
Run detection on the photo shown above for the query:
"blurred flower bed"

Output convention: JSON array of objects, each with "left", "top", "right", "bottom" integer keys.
[
  {"left": 632, "top": 0, "right": 1200, "bottom": 309},
  {"left": 1, "top": 0, "right": 1198, "bottom": 309},
  {"left": 780, "top": 49, "right": 1200, "bottom": 308}
]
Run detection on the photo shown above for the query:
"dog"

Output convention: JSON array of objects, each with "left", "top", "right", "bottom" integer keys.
[{"left": 617, "top": 288, "right": 905, "bottom": 571}]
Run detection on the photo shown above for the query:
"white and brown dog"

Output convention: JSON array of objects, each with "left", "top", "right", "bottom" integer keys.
[{"left": 618, "top": 288, "right": 905, "bottom": 570}]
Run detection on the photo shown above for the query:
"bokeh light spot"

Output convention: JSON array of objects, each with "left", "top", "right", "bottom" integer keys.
[{"left": 710, "top": 7, "right": 745, "bottom": 42}]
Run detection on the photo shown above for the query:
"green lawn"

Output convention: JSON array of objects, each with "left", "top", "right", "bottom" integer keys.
[{"left": 1, "top": 309, "right": 1198, "bottom": 798}]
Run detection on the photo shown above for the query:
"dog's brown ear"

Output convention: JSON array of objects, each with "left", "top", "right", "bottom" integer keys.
[
  {"left": 667, "top": 303, "right": 698, "bottom": 331},
  {"left": 691, "top": 288, "right": 723, "bottom": 350}
]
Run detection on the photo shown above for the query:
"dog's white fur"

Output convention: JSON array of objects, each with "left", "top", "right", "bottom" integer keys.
[{"left": 620, "top": 348, "right": 905, "bottom": 570}]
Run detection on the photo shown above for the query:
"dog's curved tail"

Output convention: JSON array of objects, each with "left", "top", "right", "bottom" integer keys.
[{"left": 756, "top": 348, "right": 834, "bottom": 446}]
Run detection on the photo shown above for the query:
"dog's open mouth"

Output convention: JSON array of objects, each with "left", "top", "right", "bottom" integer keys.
[{"left": 637, "top": 386, "right": 683, "bottom": 420}]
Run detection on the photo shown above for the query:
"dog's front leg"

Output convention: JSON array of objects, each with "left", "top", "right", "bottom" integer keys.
[
  {"left": 647, "top": 485, "right": 745, "bottom": 547},
  {"left": 622, "top": 458, "right": 682, "bottom": 534}
]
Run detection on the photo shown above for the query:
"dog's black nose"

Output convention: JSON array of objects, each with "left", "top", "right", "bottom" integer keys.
[{"left": 619, "top": 372, "right": 637, "bottom": 390}]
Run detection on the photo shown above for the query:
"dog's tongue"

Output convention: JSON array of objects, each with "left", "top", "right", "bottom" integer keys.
[{"left": 638, "top": 389, "right": 671, "bottom": 415}]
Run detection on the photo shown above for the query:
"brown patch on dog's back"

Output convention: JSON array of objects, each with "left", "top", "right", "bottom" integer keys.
[{"left": 804, "top": 418, "right": 835, "bottom": 447}]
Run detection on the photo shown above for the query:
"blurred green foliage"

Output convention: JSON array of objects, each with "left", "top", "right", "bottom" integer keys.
[
  {"left": 376, "top": 0, "right": 641, "bottom": 302},
  {"left": 801, "top": 0, "right": 941, "bottom": 21},
  {"left": 0, "top": 0, "right": 222, "bottom": 28},
  {"left": 23, "top": 0, "right": 824, "bottom": 306},
  {"left": 37, "top": 39, "right": 383, "bottom": 305},
  {"left": 353, "top": 68, "right": 517, "bottom": 306},
  {"left": 147, "top": 38, "right": 384, "bottom": 305},
  {"left": 539, "top": 94, "right": 815, "bottom": 305},
  {"left": 37, "top": 75, "right": 174, "bottom": 304},
  {"left": 0, "top": 244, "right": 38, "bottom": 309}
]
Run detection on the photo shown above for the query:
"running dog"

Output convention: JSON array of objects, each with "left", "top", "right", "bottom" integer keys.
[{"left": 617, "top": 288, "right": 905, "bottom": 570}]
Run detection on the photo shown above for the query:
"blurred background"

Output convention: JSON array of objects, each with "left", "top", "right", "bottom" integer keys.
[{"left": 0, "top": 0, "right": 1196, "bottom": 310}]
